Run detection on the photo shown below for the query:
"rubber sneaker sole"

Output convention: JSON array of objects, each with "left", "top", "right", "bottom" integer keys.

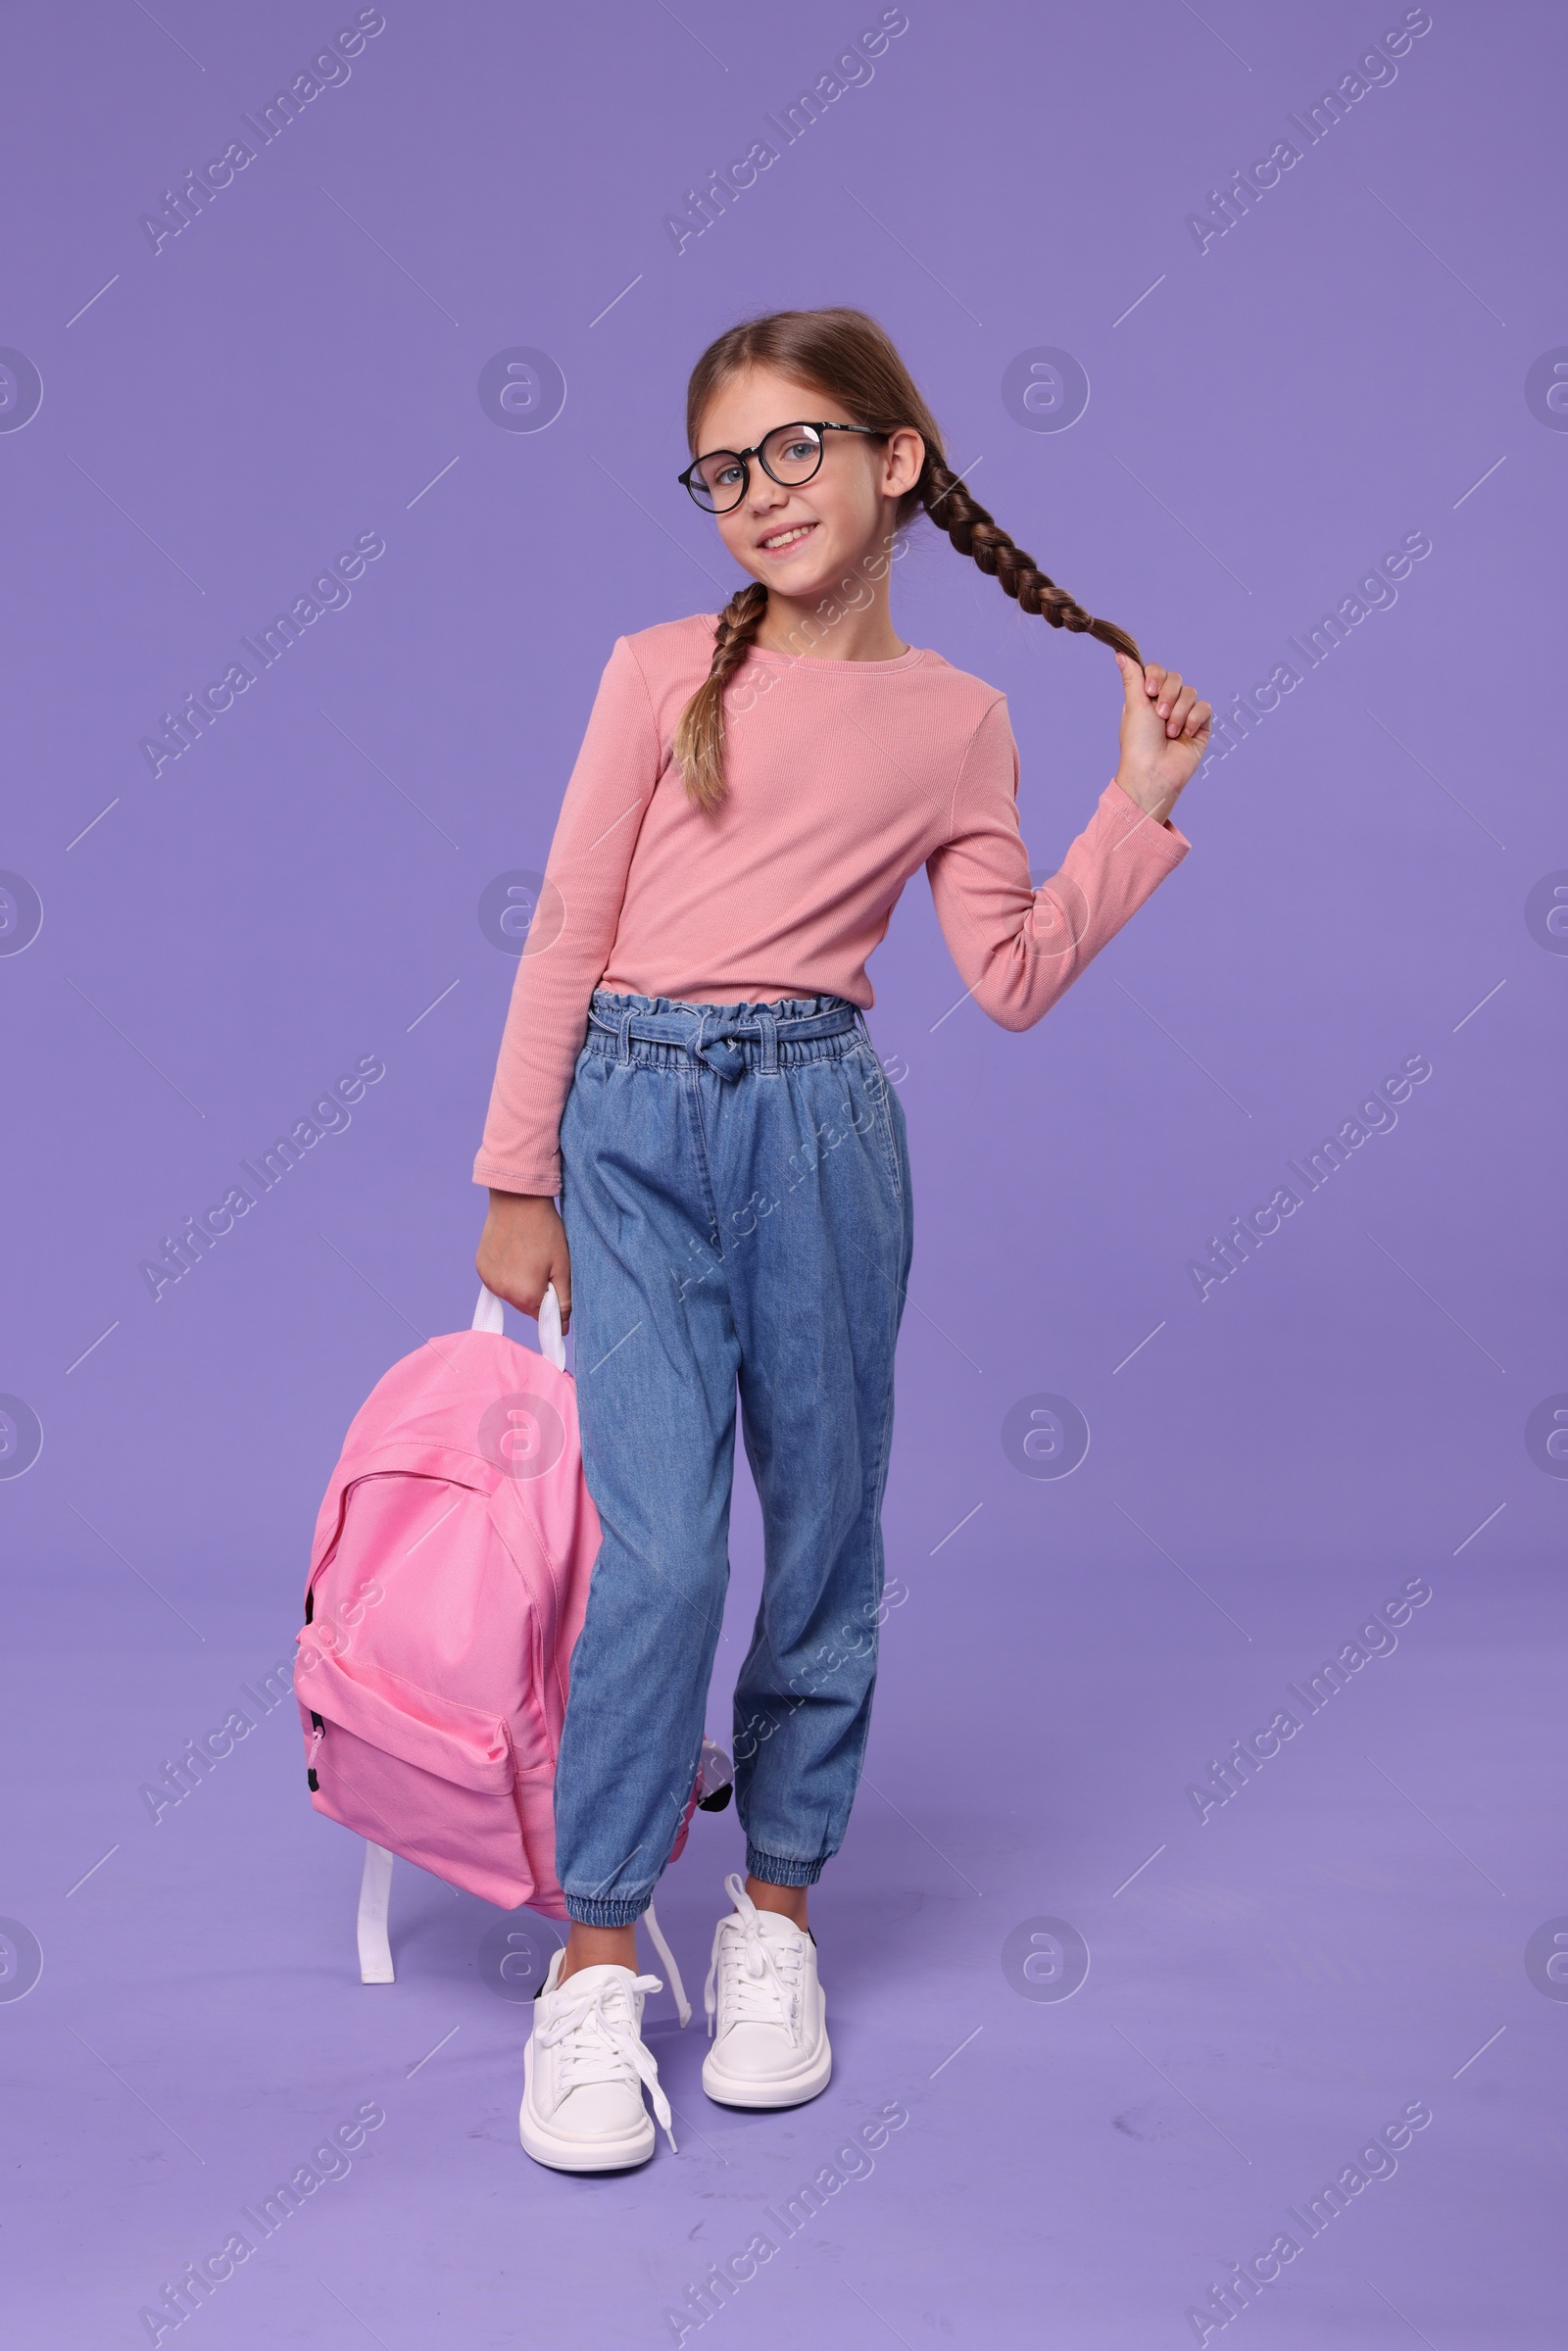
[{"left": 701, "top": 2028, "right": 833, "bottom": 2111}]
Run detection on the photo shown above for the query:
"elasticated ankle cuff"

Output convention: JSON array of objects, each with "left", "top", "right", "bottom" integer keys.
[
  {"left": 563, "top": 1892, "right": 651, "bottom": 1927},
  {"left": 745, "top": 1845, "right": 827, "bottom": 1888}
]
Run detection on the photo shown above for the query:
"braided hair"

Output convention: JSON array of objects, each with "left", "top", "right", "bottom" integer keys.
[
  {"left": 672, "top": 579, "right": 770, "bottom": 815},
  {"left": 918, "top": 459, "right": 1140, "bottom": 661},
  {"left": 673, "top": 308, "right": 1141, "bottom": 815}
]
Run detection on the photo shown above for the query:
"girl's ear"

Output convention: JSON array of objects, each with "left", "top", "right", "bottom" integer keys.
[{"left": 882, "top": 426, "right": 924, "bottom": 499}]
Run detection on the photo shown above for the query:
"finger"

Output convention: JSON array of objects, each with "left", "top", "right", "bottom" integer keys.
[
  {"left": 1152, "top": 669, "right": 1183, "bottom": 717},
  {"left": 1115, "top": 651, "right": 1149, "bottom": 707},
  {"left": 1165, "top": 683, "right": 1199, "bottom": 736},
  {"left": 1184, "top": 699, "right": 1212, "bottom": 738},
  {"left": 1142, "top": 662, "right": 1166, "bottom": 700}
]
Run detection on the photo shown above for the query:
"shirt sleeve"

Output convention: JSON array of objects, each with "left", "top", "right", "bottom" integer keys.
[
  {"left": 925, "top": 693, "right": 1191, "bottom": 1032},
  {"left": 472, "top": 635, "right": 662, "bottom": 1196}
]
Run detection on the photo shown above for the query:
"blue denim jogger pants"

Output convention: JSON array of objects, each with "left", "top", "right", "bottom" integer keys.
[{"left": 553, "top": 988, "right": 914, "bottom": 1927}]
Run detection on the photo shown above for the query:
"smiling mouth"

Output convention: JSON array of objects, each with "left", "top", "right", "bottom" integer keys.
[{"left": 757, "top": 521, "right": 817, "bottom": 554}]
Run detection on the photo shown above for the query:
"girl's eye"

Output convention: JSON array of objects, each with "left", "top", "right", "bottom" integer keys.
[{"left": 696, "top": 457, "right": 742, "bottom": 496}]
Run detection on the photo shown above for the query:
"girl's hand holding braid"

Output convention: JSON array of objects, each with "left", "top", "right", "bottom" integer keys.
[{"left": 1112, "top": 651, "right": 1211, "bottom": 828}]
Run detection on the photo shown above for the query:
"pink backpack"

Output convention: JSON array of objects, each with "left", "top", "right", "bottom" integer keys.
[{"left": 294, "top": 1283, "right": 729, "bottom": 1980}]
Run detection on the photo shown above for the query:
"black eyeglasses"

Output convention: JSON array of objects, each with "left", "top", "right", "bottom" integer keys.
[{"left": 678, "top": 420, "right": 886, "bottom": 514}]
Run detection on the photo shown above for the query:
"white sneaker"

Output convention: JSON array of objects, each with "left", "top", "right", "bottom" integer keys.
[
  {"left": 701, "top": 1873, "right": 832, "bottom": 2109},
  {"left": 519, "top": 1950, "right": 675, "bottom": 2172}
]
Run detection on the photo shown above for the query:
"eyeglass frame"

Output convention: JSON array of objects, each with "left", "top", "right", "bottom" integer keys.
[{"left": 677, "top": 420, "right": 887, "bottom": 513}]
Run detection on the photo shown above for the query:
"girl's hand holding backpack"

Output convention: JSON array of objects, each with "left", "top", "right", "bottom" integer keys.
[{"left": 476, "top": 1189, "right": 572, "bottom": 1334}]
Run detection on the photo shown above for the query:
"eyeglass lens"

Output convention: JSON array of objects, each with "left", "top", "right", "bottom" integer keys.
[{"left": 688, "top": 423, "right": 826, "bottom": 512}]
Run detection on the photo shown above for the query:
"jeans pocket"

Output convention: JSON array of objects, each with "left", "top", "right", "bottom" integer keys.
[{"left": 849, "top": 1044, "right": 904, "bottom": 1203}]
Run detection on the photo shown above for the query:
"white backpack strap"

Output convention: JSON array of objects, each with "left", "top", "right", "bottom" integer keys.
[
  {"left": 357, "top": 1841, "right": 395, "bottom": 1984},
  {"left": 536, "top": 1282, "right": 566, "bottom": 1371},
  {"left": 472, "top": 1280, "right": 566, "bottom": 1371},
  {"left": 641, "top": 1899, "right": 691, "bottom": 2027}
]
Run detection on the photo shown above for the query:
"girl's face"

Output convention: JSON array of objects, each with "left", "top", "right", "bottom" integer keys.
[{"left": 694, "top": 364, "right": 923, "bottom": 604}]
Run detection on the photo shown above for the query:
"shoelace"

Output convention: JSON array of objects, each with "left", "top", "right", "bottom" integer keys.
[
  {"left": 704, "top": 1871, "right": 806, "bottom": 2045},
  {"left": 537, "top": 1970, "right": 676, "bottom": 2152}
]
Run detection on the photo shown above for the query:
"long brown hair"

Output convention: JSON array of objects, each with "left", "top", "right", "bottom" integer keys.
[{"left": 672, "top": 306, "right": 1141, "bottom": 813}]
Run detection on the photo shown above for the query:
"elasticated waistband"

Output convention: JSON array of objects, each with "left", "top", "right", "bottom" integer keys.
[{"left": 584, "top": 987, "right": 866, "bottom": 1079}]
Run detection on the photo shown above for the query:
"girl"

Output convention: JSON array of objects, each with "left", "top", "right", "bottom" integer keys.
[{"left": 473, "top": 308, "right": 1208, "bottom": 2173}]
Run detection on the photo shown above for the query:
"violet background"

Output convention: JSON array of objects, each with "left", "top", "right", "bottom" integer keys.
[{"left": 3, "top": 1, "right": 1563, "bottom": 2344}]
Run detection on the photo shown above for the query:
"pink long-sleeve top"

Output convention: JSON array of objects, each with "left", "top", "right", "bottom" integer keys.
[{"left": 474, "top": 612, "right": 1191, "bottom": 1196}]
